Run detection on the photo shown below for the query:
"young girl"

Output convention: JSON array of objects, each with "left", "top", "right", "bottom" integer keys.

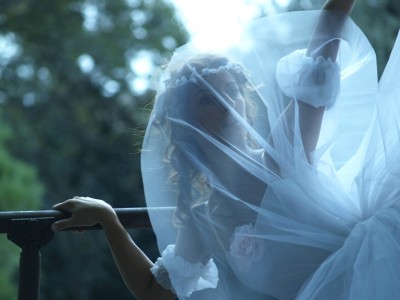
[{"left": 53, "top": 0, "right": 400, "bottom": 299}]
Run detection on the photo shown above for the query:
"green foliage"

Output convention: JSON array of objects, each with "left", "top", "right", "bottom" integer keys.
[
  {"left": 0, "top": 121, "right": 43, "bottom": 300},
  {"left": 0, "top": 131, "right": 43, "bottom": 209},
  {"left": 0, "top": 0, "right": 188, "bottom": 299},
  {"left": 0, "top": 0, "right": 188, "bottom": 206}
]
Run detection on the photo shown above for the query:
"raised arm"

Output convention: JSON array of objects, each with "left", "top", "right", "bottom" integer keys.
[
  {"left": 307, "top": 0, "right": 356, "bottom": 59},
  {"left": 299, "top": 0, "right": 356, "bottom": 160}
]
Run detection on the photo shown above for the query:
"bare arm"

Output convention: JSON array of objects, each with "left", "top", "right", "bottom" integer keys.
[
  {"left": 299, "top": 0, "right": 356, "bottom": 159},
  {"left": 269, "top": 0, "right": 356, "bottom": 163},
  {"left": 52, "top": 198, "right": 176, "bottom": 300},
  {"left": 307, "top": 0, "right": 356, "bottom": 59}
]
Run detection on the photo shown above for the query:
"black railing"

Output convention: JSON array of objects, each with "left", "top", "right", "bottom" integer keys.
[{"left": 0, "top": 207, "right": 170, "bottom": 300}]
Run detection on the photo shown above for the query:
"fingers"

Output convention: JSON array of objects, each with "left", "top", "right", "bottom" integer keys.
[
  {"left": 51, "top": 196, "right": 89, "bottom": 232},
  {"left": 52, "top": 196, "right": 93, "bottom": 211},
  {"left": 52, "top": 200, "right": 73, "bottom": 211},
  {"left": 51, "top": 196, "right": 106, "bottom": 232},
  {"left": 51, "top": 217, "right": 76, "bottom": 232}
]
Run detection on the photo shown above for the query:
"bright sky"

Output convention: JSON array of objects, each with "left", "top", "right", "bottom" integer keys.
[
  {"left": 169, "top": 0, "right": 290, "bottom": 49},
  {"left": 131, "top": 0, "right": 291, "bottom": 94}
]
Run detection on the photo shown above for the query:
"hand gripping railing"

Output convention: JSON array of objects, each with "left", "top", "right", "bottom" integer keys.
[{"left": 0, "top": 207, "right": 169, "bottom": 300}]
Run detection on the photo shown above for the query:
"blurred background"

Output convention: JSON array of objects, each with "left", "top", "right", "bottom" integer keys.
[{"left": 0, "top": 0, "right": 399, "bottom": 299}]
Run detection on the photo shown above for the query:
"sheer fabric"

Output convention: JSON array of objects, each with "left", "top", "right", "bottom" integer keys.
[
  {"left": 276, "top": 49, "right": 340, "bottom": 109},
  {"left": 142, "top": 10, "right": 400, "bottom": 299}
]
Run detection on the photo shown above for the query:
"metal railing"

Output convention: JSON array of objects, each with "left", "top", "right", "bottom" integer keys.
[{"left": 0, "top": 207, "right": 167, "bottom": 300}]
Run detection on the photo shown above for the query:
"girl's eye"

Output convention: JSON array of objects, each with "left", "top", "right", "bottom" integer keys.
[{"left": 199, "top": 94, "right": 214, "bottom": 104}]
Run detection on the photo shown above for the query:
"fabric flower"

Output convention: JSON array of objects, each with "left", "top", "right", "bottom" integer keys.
[
  {"left": 275, "top": 49, "right": 340, "bottom": 109},
  {"left": 228, "top": 223, "right": 266, "bottom": 273}
]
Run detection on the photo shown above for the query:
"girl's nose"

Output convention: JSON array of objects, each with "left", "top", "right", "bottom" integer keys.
[
  {"left": 211, "top": 94, "right": 230, "bottom": 112},
  {"left": 216, "top": 100, "right": 228, "bottom": 113},
  {"left": 225, "top": 94, "right": 235, "bottom": 106}
]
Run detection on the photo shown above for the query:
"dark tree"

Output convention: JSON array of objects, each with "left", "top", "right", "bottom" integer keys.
[{"left": 0, "top": 0, "right": 187, "bottom": 298}]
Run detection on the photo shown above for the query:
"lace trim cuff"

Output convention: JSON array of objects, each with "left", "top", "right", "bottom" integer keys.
[
  {"left": 276, "top": 49, "right": 340, "bottom": 109},
  {"left": 150, "top": 245, "right": 219, "bottom": 297}
]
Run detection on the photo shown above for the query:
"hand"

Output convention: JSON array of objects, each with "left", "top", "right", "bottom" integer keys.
[{"left": 51, "top": 196, "right": 117, "bottom": 232}]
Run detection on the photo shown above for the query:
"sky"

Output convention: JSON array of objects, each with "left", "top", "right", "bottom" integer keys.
[
  {"left": 131, "top": 0, "right": 291, "bottom": 93},
  {"left": 169, "top": 0, "right": 290, "bottom": 48}
]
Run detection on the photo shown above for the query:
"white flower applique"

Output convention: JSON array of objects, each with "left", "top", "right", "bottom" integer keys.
[{"left": 228, "top": 223, "right": 266, "bottom": 273}]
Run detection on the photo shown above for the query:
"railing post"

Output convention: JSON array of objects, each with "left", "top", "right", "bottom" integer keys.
[{"left": 7, "top": 217, "right": 55, "bottom": 300}]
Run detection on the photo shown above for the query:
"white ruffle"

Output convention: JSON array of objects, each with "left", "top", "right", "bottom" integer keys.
[
  {"left": 151, "top": 245, "right": 219, "bottom": 297},
  {"left": 276, "top": 49, "right": 340, "bottom": 109},
  {"left": 150, "top": 256, "right": 173, "bottom": 291}
]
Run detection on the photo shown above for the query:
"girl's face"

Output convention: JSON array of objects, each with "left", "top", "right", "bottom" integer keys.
[{"left": 188, "top": 71, "right": 246, "bottom": 138}]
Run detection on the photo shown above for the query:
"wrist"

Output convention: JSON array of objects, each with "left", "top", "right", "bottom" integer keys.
[{"left": 98, "top": 203, "right": 119, "bottom": 228}]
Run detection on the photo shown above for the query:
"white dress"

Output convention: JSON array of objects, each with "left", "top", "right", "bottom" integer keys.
[{"left": 142, "top": 10, "right": 400, "bottom": 300}]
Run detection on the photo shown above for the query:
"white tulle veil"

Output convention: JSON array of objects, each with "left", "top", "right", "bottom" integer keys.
[{"left": 140, "top": 9, "right": 400, "bottom": 299}]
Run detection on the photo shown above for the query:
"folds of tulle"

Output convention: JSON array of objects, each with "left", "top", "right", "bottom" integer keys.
[
  {"left": 297, "top": 207, "right": 400, "bottom": 300},
  {"left": 141, "top": 10, "right": 400, "bottom": 299}
]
